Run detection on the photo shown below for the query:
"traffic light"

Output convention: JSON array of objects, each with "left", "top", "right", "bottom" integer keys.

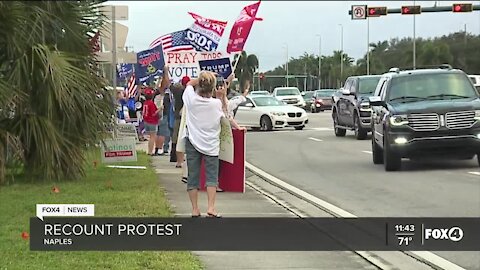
[
  {"left": 452, "top": 3, "right": 473, "bottom": 12},
  {"left": 401, "top": 5, "right": 421, "bottom": 15},
  {"left": 367, "top": 7, "right": 387, "bottom": 17}
]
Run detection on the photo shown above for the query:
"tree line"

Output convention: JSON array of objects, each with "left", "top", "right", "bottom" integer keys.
[{"left": 260, "top": 31, "right": 480, "bottom": 91}]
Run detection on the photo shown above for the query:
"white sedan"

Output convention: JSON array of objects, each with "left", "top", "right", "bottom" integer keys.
[{"left": 234, "top": 95, "right": 309, "bottom": 131}]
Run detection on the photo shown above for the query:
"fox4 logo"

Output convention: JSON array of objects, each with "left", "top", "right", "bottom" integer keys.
[{"left": 424, "top": 227, "right": 464, "bottom": 242}]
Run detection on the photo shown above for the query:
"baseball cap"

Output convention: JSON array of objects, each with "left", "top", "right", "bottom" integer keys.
[
  {"left": 144, "top": 88, "right": 154, "bottom": 96},
  {"left": 181, "top": 76, "right": 191, "bottom": 87}
]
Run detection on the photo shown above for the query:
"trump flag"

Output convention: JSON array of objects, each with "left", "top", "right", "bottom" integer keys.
[{"left": 227, "top": 1, "right": 263, "bottom": 54}]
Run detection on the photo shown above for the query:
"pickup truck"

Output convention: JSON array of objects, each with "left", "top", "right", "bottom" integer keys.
[{"left": 332, "top": 75, "right": 382, "bottom": 139}]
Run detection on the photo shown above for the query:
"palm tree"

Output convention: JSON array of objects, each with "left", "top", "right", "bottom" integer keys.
[
  {"left": 232, "top": 51, "right": 259, "bottom": 92},
  {"left": 0, "top": 1, "right": 112, "bottom": 183}
]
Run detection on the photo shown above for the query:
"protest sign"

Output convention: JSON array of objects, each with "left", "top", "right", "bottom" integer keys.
[
  {"left": 116, "top": 123, "right": 138, "bottom": 141},
  {"left": 200, "top": 129, "right": 246, "bottom": 193},
  {"left": 117, "top": 63, "right": 134, "bottom": 81},
  {"left": 219, "top": 117, "right": 234, "bottom": 164},
  {"left": 101, "top": 137, "right": 137, "bottom": 163},
  {"left": 198, "top": 57, "right": 232, "bottom": 78},
  {"left": 164, "top": 51, "right": 224, "bottom": 81},
  {"left": 135, "top": 45, "right": 164, "bottom": 84}
]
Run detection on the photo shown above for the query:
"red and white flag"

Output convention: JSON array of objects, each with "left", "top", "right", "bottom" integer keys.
[
  {"left": 226, "top": 1, "right": 263, "bottom": 54},
  {"left": 125, "top": 74, "right": 137, "bottom": 98}
]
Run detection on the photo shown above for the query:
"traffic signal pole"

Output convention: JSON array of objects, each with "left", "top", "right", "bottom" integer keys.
[{"left": 349, "top": 5, "right": 480, "bottom": 15}]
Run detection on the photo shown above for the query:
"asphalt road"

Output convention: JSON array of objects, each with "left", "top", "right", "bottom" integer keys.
[{"left": 245, "top": 111, "right": 480, "bottom": 270}]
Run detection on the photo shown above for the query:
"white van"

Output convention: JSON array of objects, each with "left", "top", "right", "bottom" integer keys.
[
  {"left": 468, "top": 75, "right": 480, "bottom": 93},
  {"left": 272, "top": 87, "right": 305, "bottom": 107}
]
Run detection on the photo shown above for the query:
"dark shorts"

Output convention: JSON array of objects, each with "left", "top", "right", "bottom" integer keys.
[{"left": 172, "top": 118, "right": 181, "bottom": 143}]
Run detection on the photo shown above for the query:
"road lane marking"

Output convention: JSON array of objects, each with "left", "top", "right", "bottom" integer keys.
[
  {"left": 468, "top": 171, "right": 480, "bottom": 176},
  {"left": 362, "top": 151, "right": 373, "bottom": 154},
  {"left": 245, "top": 161, "right": 466, "bottom": 270},
  {"left": 308, "top": 137, "right": 323, "bottom": 142},
  {"left": 312, "top": 127, "right": 333, "bottom": 131}
]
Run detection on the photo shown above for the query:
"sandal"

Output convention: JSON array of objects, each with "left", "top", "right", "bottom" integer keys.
[
  {"left": 207, "top": 212, "right": 221, "bottom": 218},
  {"left": 175, "top": 164, "right": 182, "bottom": 168}
]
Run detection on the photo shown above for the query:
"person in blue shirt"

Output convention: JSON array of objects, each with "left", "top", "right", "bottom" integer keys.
[{"left": 116, "top": 90, "right": 130, "bottom": 123}]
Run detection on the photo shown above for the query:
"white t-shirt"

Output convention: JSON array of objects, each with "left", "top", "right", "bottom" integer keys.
[
  {"left": 227, "top": 95, "right": 246, "bottom": 117},
  {"left": 182, "top": 85, "right": 224, "bottom": 156}
]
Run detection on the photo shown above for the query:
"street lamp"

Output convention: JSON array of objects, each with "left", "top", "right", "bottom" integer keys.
[
  {"left": 339, "top": 24, "right": 344, "bottom": 84},
  {"left": 316, "top": 34, "right": 322, "bottom": 89},
  {"left": 283, "top": 44, "right": 289, "bottom": 87}
]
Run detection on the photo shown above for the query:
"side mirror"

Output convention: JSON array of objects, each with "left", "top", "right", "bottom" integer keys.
[
  {"left": 341, "top": 89, "right": 352, "bottom": 95},
  {"left": 301, "top": 92, "right": 306, "bottom": 96},
  {"left": 368, "top": 96, "right": 384, "bottom": 106},
  {"left": 245, "top": 103, "right": 254, "bottom": 108}
]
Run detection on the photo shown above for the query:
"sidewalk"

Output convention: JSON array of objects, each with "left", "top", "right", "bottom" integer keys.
[{"left": 138, "top": 142, "right": 377, "bottom": 270}]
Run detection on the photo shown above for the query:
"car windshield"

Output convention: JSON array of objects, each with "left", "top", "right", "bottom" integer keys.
[
  {"left": 253, "top": 97, "right": 285, "bottom": 106},
  {"left": 316, "top": 90, "right": 335, "bottom": 97},
  {"left": 303, "top": 92, "right": 314, "bottom": 99},
  {"left": 251, "top": 91, "right": 269, "bottom": 95},
  {"left": 276, "top": 88, "right": 300, "bottom": 96},
  {"left": 359, "top": 77, "right": 381, "bottom": 94},
  {"left": 388, "top": 73, "right": 477, "bottom": 102}
]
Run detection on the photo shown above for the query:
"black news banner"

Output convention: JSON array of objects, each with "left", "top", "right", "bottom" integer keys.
[{"left": 30, "top": 218, "right": 480, "bottom": 251}]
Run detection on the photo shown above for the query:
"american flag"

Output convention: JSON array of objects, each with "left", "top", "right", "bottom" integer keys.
[
  {"left": 125, "top": 74, "right": 137, "bottom": 98},
  {"left": 149, "top": 30, "right": 194, "bottom": 52}
]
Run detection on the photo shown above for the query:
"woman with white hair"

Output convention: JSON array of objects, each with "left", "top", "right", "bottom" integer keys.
[{"left": 182, "top": 71, "right": 228, "bottom": 218}]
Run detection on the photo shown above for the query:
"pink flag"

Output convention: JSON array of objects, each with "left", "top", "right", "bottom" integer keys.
[{"left": 226, "top": 1, "right": 263, "bottom": 54}]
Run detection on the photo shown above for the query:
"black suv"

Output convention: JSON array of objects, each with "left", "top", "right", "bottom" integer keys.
[
  {"left": 369, "top": 65, "right": 480, "bottom": 171},
  {"left": 332, "top": 75, "right": 382, "bottom": 139}
]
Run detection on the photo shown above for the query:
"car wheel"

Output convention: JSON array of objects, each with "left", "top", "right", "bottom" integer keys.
[
  {"left": 354, "top": 114, "right": 368, "bottom": 140},
  {"left": 333, "top": 113, "right": 346, "bottom": 137},
  {"left": 260, "top": 115, "right": 273, "bottom": 131},
  {"left": 477, "top": 154, "right": 480, "bottom": 166},
  {"left": 383, "top": 132, "right": 401, "bottom": 171},
  {"left": 372, "top": 133, "right": 383, "bottom": 164},
  {"left": 295, "top": 126, "right": 304, "bottom": 130}
]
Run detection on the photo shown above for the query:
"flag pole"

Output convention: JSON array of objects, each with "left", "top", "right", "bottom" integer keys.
[{"left": 232, "top": 52, "right": 241, "bottom": 73}]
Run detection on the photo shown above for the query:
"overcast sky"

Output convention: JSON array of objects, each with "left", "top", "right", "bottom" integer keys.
[{"left": 106, "top": 1, "right": 480, "bottom": 71}]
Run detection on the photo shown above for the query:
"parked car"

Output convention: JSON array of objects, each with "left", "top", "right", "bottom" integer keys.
[
  {"left": 302, "top": 91, "right": 315, "bottom": 110},
  {"left": 468, "top": 75, "right": 480, "bottom": 93},
  {"left": 272, "top": 87, "right": 306, "bottom": 108},
  {"left": 310, "top": 89, "right": 336, "bottom": 113},
  {"left": 250, "top": 90, "right": 270, "bottom": 96},
  {"left": 332, "top": 75, "right": 382, "bottom": 139},
  {"left": 370, "top": 65, "right": 480, "bottom": 171},
  {"left": 235, "top": 95, "right": 308, "bottom": 131}
]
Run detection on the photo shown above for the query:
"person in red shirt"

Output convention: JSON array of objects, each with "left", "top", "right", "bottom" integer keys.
[{"left": 142, "top": 88, "right": 161, "bottom": 155}]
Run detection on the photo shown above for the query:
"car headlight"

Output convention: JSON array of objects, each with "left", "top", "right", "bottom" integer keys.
[
  {"left": 271, "top": 112, "right": 286, "bottom": 116},
  {"left": 474, "top": 110, "right": 480, "bottom": 120},
  {"left": 389, "top": 115, "right": 409, "bottom": 126},
  {"left": 359, "top": 102, "right": 371, "bottom": 111}
]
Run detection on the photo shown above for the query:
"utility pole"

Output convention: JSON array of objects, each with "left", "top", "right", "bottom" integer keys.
[
  {"left": 367, "top": 17, "right": 370, "bottom": 75},
  {"left": 112, "top": 5, "right": 117, "bottom": 90},
  {"left": 413, "top": 0, "right": 416, "bottom": 69},
  {"left": 317, "top": 35, "right": 322, "bottom": 89},
  {"left": 339, "top": 24, "right": 344, "bottom": 86}
]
